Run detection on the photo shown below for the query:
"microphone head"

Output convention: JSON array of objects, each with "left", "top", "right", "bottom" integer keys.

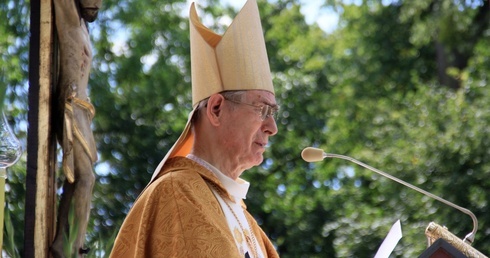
[{"left": 301, "top": 147, "right": 325, "bottom": 162}]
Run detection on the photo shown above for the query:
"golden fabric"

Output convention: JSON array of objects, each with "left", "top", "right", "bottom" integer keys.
[{"left": 111, "top": 157, "right": 279, "bottom": 258}]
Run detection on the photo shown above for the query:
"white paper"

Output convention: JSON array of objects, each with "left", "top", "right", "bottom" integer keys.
[{"left": 374, "top": 219, "right": 402, "bottom": 258}]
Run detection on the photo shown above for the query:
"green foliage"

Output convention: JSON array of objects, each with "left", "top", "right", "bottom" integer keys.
[
  {"left": 3, "top": 207, "right": 19, "bottom": 258},
  {"left": 1, "top": 0, "right": 30, "bottom": 252},
  {"left": 63, "top": 202, "right": 80, "bottom": 258},
  {"left": 0, "top": 90, "right": 4, "bottom": 112},
  {"left": 0, "top": 0, "right": 30, "bottom": 105},
  {"left": 3, "top": 0, "right": 490, "bottom": 257},
  {"left": 4, "top": 161, "right": 25, "bottom": 256},
  {"left": 92, "top": 230, "right": 117, "bottom": 258}
]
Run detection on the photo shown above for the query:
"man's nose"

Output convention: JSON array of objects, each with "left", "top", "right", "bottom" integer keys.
[{"left": 263, "top": 116, "right": 278, "bottom": 136}]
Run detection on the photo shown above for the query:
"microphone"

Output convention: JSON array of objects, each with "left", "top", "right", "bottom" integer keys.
[
  {"left": 301, "top": 147, "right": 326, "bottom": 162},
  {"left": 301, "top": 147, "right": 478, "bottom": 245}
]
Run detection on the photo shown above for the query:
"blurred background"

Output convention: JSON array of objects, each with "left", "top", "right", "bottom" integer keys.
[{"left": 1, "top": 0, "right": 489, "bottom": 256}]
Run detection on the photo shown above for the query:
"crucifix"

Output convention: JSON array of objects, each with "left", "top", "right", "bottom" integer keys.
[{"left": 50, "top": 0, "right": 101, "bottom": 257}]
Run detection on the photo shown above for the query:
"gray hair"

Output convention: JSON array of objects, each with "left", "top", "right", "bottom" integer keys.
[{"left": 192, "top": 90, "right": 246, "bottom": 122}]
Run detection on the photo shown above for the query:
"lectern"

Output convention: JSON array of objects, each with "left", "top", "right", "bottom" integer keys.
[{"left": 419, "top": 222, "right": 487, "bottom": 258}]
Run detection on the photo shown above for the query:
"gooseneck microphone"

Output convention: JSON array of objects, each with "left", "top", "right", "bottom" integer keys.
[
  {"left": 301, "top": 147, "right": 478, "bottom": 245},
  {"left": 301, "top": 147, "right": 327, "bottom": 162}
]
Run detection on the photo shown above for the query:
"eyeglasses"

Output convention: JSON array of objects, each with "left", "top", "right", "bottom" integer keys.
[{"left": 224, "top": 98, "right": 280, "bottom": 121}]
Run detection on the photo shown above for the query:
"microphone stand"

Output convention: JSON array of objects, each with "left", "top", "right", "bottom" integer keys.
[{"left": 323, "top": 152, "right": 478, "bottom": 245}]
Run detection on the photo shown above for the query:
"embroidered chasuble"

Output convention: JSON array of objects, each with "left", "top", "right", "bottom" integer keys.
[
  {"left": 187, "top": 154, "right": 265, "bottom": 258},
  {"left": 110, "top": 157, "right": 279, "bottom": 258}
]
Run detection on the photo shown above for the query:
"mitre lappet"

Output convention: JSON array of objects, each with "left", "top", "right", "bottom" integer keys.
[{"left": 150, "top": 0, "right": 274, "bottom": 183}]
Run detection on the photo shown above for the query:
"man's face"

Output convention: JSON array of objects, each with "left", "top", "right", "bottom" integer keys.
[{"left": 219, "top": 90, "right": 278, "bottom": 171}]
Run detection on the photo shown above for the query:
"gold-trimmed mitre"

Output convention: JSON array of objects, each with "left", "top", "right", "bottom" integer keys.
[
  {"left": 149, "top": 0, "right": 274, "bottom": 183},
  {"left": 189, "top": 0, "right": 274, "bottom": 106}
]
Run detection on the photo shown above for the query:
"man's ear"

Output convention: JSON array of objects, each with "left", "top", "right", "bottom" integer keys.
[{"left": 206, "top": 94, "right": 225, "bottom": 126}]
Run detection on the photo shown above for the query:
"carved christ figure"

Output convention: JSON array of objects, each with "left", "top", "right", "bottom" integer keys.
[{"left": 51, "top": 0, "right": 101, "bottom": 257}]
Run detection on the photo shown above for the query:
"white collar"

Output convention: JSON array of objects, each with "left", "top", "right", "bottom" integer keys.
[{"left": 187, "top": 154, "right": 250, "bottom": 200}]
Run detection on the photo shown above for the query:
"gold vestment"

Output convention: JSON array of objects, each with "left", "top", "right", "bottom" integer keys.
[{"left": 111, "top": 157, "right": 279, "bottom": 258}]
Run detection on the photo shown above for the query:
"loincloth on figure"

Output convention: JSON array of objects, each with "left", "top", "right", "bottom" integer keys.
[{"left": 62, "top": 93, "right": 98, "bottom": 183}]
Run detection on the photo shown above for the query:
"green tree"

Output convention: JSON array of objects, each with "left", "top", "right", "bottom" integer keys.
[
  {"left": 296, "top": 0, "right": 490, "bottom": 256},
  {"left": 1, "top": 0, "right": 30, "bottom": 255},
  {"left": 2, "top": 0, "right": 490, "bottom": 257}
]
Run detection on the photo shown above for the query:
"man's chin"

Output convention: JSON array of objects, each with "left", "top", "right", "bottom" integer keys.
[
  {"left": 244, "top": 156, "right": 263, "bottom": 169},
  {"left": 254, "top": 156, "right": 264, "bottom": 166}
]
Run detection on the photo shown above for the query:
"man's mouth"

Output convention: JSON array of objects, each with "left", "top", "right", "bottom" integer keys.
[{"left": 255, "top": 142, "right": 267, "bottom": 148}]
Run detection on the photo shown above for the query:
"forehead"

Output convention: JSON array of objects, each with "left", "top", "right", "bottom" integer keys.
[{"left": 244, "top": 90, "right": 276, "bottom": 104}]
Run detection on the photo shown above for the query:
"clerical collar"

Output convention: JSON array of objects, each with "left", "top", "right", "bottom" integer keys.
[{"left": 187, "top": 154, "right": 250, "bottom": 200}]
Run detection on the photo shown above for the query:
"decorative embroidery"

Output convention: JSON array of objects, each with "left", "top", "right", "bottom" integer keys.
[
  {"left": 111, "top": 157, "right": 279, "bottom": 257},
  {"left": 234, "top": 227, "right": 244, "bottom": 244},
  {"left": 211, "top": 184, "right": 259, "bottom": 258}
]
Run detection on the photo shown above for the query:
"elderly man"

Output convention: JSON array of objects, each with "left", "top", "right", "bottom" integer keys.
[{"left": 111, "top": 0, "right": 280, "bottom": 257}]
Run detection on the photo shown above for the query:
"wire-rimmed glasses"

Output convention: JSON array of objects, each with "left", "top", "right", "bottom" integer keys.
[{"left": 224, "top": 98, "right": 279, "bottom": 121}]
